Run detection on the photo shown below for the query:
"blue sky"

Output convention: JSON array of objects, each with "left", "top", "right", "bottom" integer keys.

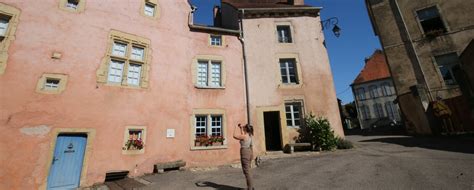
[{"left": 190, "top": 0, "right": 381, "bottom": 104}]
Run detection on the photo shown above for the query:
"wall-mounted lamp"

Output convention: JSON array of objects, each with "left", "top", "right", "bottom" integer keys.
[{"left": 321, "top": 17, "right": 341, "bottom": 37}]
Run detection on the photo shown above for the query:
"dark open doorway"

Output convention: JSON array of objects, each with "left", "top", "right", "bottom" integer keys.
[{"left": 264, "top": 111, "right": 282, "bottom": 151}]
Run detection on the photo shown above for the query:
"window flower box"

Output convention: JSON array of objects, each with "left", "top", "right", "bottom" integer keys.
[{"left": 194, "top": 135, "right": 225, "bottom": 147}]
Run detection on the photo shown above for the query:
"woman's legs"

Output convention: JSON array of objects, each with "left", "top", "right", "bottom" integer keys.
[{"left": 241, "top": 148, "right": 253, "bottom": 189}]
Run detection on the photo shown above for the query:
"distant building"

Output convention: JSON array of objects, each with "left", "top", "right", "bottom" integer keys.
[
  {"left": 352, "top": 50, "right": 401, "bottom": 129},
  {"left": 365, "top": 0, "right": 474, "bottom": 134}
]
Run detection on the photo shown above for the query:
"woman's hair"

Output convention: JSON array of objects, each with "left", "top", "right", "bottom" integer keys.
[{"left": 244, "top": 124, "right": 254, "bottom": 136}]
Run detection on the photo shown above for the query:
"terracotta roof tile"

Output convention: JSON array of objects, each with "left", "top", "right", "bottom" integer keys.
[{"left": 353, "top": 50, "right": 391, "bottom": 85}]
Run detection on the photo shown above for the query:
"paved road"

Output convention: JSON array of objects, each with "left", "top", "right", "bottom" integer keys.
[{"left": 107, "top": 135, "right": 474, "bottom": 190}]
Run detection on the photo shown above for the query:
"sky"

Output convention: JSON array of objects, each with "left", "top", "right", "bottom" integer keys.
[{"left": 190, "top": 0, "right": 381, "bottom": 104}]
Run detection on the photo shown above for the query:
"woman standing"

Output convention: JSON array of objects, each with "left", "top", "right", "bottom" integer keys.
[{"left": 233, "top": 123, "right": 254, "bottom": 190}]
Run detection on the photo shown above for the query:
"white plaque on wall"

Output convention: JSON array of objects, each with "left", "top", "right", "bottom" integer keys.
[{"left": 166, "top": 129, "right": 175, "bottom": 138}]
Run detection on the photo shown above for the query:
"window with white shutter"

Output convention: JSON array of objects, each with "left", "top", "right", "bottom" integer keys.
[
  {"left": 112, "top": 42, "right": 127, "bottom": 57},
  {"left": 127, "top": 64, "right": 142, "bottom": 86},
  {"left": 131, "top": 47, "right": 144, "bottom": 61},
  {"left": 107, "top": 60, "right": 125, "bottom": 83},
  {"left": 101, "top": 32, "right": 149, "bottom": 88},
  {"left": 195, "top": 60, "right": 222, "bottom": 88}
]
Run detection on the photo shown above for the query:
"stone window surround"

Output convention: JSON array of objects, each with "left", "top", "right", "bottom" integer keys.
[
  {"left": 140, "top": 0, "right": 160, "bottom": 20},
  {"left": 276, "top": 53, "right": 303, "bottom": 89},
  {"left": 59, "top": 0, "right": 86, "bottom": 13},
  {"left": 96, "top": 30, "right": 151, "bottom": 89},
  {"left": 431, "top": 51, "right": 460, "bottom": 86},
  {"left": 0, "top": 3, "right": 20, "bottom": 75},
  {"left": 190, "top": 108, "right": 227, "bottom": 150},
  {"left": 35, "top": 73, "right": 69, "bottom": 94},
  {"left": 275, "top": 21, "right": 295, "bottom": 44},
  {"left": 191, "top": 55, "right": 227, "bottom": 89},
  {"left": 283, "top": 97, "right": 305, "bottom": 128},
  {"left": 208, "top": 34, "right": 225, "bottom": 48},
  {"left": 122, "top": 126, "right": 147, "bottom": 155},
  {"left": 413, "top": 4, "right": 450, "bottom": 36}
]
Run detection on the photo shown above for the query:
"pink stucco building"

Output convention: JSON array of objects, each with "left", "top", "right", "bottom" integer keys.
[{"left": 0, "top": 0, "right": 342, "bottom": 189}]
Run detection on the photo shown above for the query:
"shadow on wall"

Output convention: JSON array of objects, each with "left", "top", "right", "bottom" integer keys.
[
  {"left": 195, "top": 181, "right": 241, "bottom": 190},
  {"left": 361, "top": 136, "right": 474, "bottom": 154}
]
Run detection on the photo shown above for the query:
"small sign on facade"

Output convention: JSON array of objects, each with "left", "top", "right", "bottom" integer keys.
[{"left": 166, "top": 129, "right": 175, "bottom": 138}]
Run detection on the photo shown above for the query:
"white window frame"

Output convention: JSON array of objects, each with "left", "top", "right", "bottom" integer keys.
[
  {"left": 285, "top": 102, "right": 303, "bottom": 128},
  {"left": 107, "top": 40, "right": 147, "bottom": 87},
  {"left": 196, "top": 60, "right": 222, "bottom": 87},
  {"left": 44, "top": 78, "right": 60, "bottom": 90},
  {"left": 280, "top": 58, "right": 298, "bottom": 84},
  {"left": 194, "top": 115, "right": 223, "bottom": 137},
  {"left": 144, "top": 2, "right": 156, "bottom": 17},
  {"left": 210, "top": 35, "right": 222, "bottom": 46},
  {"left": 381, "top": 82, "right": 393, "bottom": 96}
]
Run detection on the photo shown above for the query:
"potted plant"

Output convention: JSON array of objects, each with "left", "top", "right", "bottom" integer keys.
[
  {"left": 123, "top": 133, "right": 144, "bottom": 150},
  {"left": 209, "top": 135, "right": 225, "bottom": 146}
]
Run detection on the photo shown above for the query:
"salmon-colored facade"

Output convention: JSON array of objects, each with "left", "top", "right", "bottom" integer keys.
[{"left": 0, "top": 0, "right": 342, "bottom": 189}]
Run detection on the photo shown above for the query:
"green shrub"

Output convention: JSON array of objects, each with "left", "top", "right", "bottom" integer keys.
[
  {"left": 336, "top": 137, "right": 354, "bottom": 149},
  {"left": 303, "top": 114, "right": 338, "bottom": 151}
]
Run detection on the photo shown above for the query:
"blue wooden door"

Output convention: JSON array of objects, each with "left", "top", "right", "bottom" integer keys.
[{"left": 47, "top": 135, "right": 87, "bottom": 190}]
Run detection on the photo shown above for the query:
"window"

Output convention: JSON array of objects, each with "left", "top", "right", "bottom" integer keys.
[
  {"left": 193, "top": 115, "right": 224, "bottom": 147},
  {"left": 356, "top": 88, "right": 366, "bottom": 100},
  {"left": 36, "top": 74, "right": 68, "bottom": 94},
  {"left": 280, "top": 58, "right": 298, "bottom": 84},
  {"left": 210, "top": 35, "right": 222, "bottom": 46},
  {"left": 97, "top": 30, "right": 150, "bottom": 88},
  {"left": 0, "top": 4, "right": 20, "bottom": 75},
  {"left": 435, "top": 53, "right": 460, "bottom": 85},
  {"left": 385, "top": 102, "right": 398, "bottom": 120},
  {"left": 196, "top": 60, "right": 221, "bottom": 87},
  {"left": 277, "top": 25, "right": 292, "bottom": 43},
  {"left": 360, "top": 105, "right": 371, "bottom": 120},
  {"left": 285, "top": 102, "right": 303, "bottom": 128},
  {"left": 0, "top": 17, "right": 10, "bottom": 38},
  {"left": 381, "top": 82, "right": 394, "bottom": 96},
  {"left": 416, "top": 6, "right": 446, "bottom": 34},
  {"left": 59, "top": 0, "right": 85, "bottom": 13},
  {"left": 122, "top": 126, "right": 147, "bottom": 154},
  {"left": 65, "top": 0, "right": 79, "bottom": 10},
  {"left": 144, "top": 2, "right": 156, "bottom": 17},
  {"left": 369, "top": 85, "right": 380, "bottom": 98},
  {"left": 373, "top": 103, "right": 385, "bottom": 119},
  {"left": 44, "top": 78, "right": 60, "bottom": 90}
]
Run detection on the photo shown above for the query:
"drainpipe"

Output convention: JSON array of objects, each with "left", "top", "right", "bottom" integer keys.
[
  {"left": 393, "top": 0, "right": 433, "bottom": 101},
  {"left": 239, "top": 9, "right": 251, "bottom": 124}
]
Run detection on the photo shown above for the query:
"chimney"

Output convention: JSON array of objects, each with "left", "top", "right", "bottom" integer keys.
[
  {"left": 289, "top": 0, "right": 304, "bottom": 5},
  {"left": 213, "top": 5, "right": 222, "bottom": 27}
]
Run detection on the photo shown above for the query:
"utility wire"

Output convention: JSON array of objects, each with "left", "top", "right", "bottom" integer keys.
[{"left": 336, "top": 86, "right": 351, "bottom": 95}]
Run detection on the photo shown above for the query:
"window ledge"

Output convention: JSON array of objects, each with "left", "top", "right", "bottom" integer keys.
[
  {"left": 122, "top": 149, "right": 145, "bottom": 155},
  {"left": 287, "top": 126, "right": 300, "bottom": 129},
  {"left": 104, "top": 83, "right": 145, "bottom": 90},
  {"left": 195, "top": 85, "right": 226, "bottom": 90},
  {"left": 191, "top": 145, "right": 228, "bottom": 151},
  {"left": 278, "top": 83, "right": 302, "bottom": 89}
]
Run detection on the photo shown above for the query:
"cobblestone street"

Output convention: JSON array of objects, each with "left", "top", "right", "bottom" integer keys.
[{"left": 104, "top": 135, "right": 474, "bottom": 190}]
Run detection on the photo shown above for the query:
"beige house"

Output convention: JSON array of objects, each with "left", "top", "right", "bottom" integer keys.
[{"left": 365, "top": 0, "right": 474, "bottom": 134}]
